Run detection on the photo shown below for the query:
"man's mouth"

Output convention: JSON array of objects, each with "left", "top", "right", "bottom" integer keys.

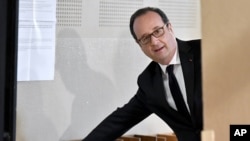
[{"left": 154, "top": 47, "right": 164, "bottom": 52}]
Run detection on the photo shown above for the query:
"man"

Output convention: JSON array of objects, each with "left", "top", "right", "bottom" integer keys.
[{"left": 82, "top": 7, "right": 202, "bottom": 141}]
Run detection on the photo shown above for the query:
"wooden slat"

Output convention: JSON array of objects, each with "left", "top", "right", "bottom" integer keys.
[
  {"left": 134, "top": 134, "right": 157, "bottom": 141},
  {"left": 117, "top": 136, "right": 141, "bottom": 141},
  {"left": 157, "top": 136, "right": 166, "bottom": 141},
  {"left": 157, "top": 133, "right": 178, "bottom": 141}
]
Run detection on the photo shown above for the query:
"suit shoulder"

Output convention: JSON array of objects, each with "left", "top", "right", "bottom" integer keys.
[
  {"left": 143, "top": 61, "right": 159, "bottom": 73},
  {"left": 137, "top": 61, "right": 162, "bottom": 88},
  {"left": 138, "top": 61, "right": 160, "bottom": 80},
  {"left": 177, "top": 38, "right": 201, "bottom": 54},
  {"left": 186, "top": 39, "right": 201, "bottom": 48},
  {"left": 188, "top": 39, "right": 201, "bottom": 55}
]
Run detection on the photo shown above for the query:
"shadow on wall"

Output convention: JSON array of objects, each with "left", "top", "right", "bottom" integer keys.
[{"left": 56, "top": 29, "right": 116, "bottom": 140}]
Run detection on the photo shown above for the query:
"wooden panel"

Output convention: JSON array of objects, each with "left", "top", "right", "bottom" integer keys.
[
  {"left": 157, "top": 133, "right": 178, "bottom": 141},
  {"left": 156, "top": 137, "right": 166, "bottom": 141},
  {"left": 134, "top": 135, "right": 157, "bottom": 141},
  {"left": 117, "top": 136, "right": 141, "bottom": 141},
  {"left": 202, "top": 0, "right": 250, "bottom": 141}
]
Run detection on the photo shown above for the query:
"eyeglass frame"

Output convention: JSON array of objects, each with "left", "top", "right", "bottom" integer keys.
[{"left": 137, "top": 23, "right": 169, "bottom": 45}]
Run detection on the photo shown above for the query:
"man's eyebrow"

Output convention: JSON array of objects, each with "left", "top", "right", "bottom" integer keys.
[
  {"left": 139, "top": 25, "right": 162, "bottom": 39},
  {"left": 153, "top": 25, "right": 162, "bottom": 30}
]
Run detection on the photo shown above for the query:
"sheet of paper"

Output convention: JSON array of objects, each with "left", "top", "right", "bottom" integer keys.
[{"left": 18, "top": 0, "right": 56, "bottom": 81}]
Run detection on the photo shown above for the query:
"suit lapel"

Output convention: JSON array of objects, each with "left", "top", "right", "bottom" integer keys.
[
  {"left": 178, "top": 40, "right": 195, "bottom": 117},
  {"left": 151, "top": 64, "right": 170, "bottom": 107}
]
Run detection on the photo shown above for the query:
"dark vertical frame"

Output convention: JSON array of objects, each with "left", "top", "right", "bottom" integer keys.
[{"left": 0, "top": 0, "right": 18, "bottom": 140}]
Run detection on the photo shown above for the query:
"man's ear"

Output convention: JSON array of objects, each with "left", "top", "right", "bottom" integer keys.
[{"left": 167, "top": 23, "right": 174, "bottom": 33}]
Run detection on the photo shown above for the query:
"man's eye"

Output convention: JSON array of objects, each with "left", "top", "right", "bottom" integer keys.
[
  {"left": 142, "top": 36, "right": 149, "bottom": 42},
  {"left": 154, "top": 29, "right": 161, "bottom": 34}
]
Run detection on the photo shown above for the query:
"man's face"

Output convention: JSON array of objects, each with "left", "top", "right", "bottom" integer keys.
[{"left": 133, "top": 11, "right": 177, "bottom": 65}]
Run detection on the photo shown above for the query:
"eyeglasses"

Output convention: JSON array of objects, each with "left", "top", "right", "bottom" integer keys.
[{"left": 137, "top": 23, "right": 167, "bottom": 45}]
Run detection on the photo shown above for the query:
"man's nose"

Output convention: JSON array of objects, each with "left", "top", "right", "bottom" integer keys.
[{"left": 150, "top": 35, "right": 159, "bottom": 45}]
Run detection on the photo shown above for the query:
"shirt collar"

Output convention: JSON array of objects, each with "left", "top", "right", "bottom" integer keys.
[{"left": 159, "top": 47, "right": 180, "bottom": 73}]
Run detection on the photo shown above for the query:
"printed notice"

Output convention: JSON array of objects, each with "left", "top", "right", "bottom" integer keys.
[{"left": 18, "top": 0, "right": 56, "bottom": 81}]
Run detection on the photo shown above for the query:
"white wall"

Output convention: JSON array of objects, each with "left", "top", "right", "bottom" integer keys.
[{"left": 16, "top": 0, "right": 201, "bottom": 140}]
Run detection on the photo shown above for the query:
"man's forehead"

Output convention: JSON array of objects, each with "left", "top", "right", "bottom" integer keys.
[{"left": 133, "top": 12, "right": 164, "bottom": 37}]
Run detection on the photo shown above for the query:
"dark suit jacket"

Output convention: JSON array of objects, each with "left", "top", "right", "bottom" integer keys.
[{"left": 83, "top": 39, "right": 203, "bottom": 141}]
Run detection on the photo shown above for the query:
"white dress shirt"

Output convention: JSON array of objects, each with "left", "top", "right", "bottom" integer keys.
[{"left": 159, "top": 48, "right": 190, "bottom": 113}]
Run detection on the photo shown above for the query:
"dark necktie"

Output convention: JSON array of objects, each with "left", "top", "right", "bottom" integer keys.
[{"left": 167, "top": 65, "right": 190, "bottom": 117}]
